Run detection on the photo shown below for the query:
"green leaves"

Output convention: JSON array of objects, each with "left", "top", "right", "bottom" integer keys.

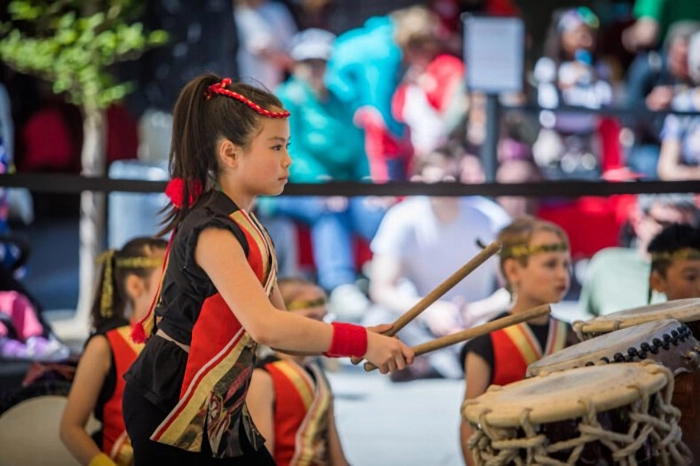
[{"left": 0, "top": 0, "right": 168, "bottom": 109}]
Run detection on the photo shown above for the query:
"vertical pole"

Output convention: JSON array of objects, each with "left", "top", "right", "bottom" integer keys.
[{"left": 481, "top": 93, "right": 500, "bottom": 183}]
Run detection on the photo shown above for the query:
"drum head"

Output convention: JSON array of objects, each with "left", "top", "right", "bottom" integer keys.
[
  {"left": 463, "top": 363, "right": 668, "bottom": 428},
  {"left": 527, "top": 319, "right": 694, "bottom": 377},
  {"left": 575, "top": 298, "right": 700, "bottom": 336},
  {"left": 0, "top": 395, "right": 101, "bottom": 466}
]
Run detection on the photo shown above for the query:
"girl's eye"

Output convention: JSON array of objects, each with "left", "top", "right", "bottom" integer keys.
[{"left": 272, "top": 145, "right": 282, "bottom": 151}]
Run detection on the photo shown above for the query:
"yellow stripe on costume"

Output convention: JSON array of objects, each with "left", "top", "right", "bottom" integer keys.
[
  {"left": 115, "top": 327, "right": 144, "bottom": 356},
  {"left": 503, "top": 324, "right": 541, "bottom": 366},
  {"left": 152, "top": 329, "right": 250, "bottom": 448},
  {"left": 292, "top": 364, "right": 332, "bottom": 466},
  {"left": 271, "top": 361, "right": 315, "bottom": 410},
  {"left": 546, "top": 319, "right": 568, "bottom": 355},
  {"left": 230, "top": 211, "right": 272, "bottom": 282}
]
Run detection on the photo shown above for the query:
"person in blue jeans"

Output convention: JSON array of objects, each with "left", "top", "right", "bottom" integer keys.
[{"left": 258, "top": 28, "right": 388, "bottom": 321}]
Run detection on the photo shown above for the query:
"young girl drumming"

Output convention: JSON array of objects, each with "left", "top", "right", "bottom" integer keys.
[
  {"left": 247, "top": 277, "right": 350, "bottom": 466},
  {"left": 459, "top": 216, "right": 577, "bottom": 466},
  {"left": 121, "top": 74, "right": 414, "bottom": 465},
  {"left": 60, "top": 237, "right": 167, "bottom": 466}
]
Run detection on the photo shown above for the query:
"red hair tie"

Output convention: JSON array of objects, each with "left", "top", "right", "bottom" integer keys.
[
  {"left": 165, "top": 178, "right": 203, "bottom": 209},
  {"left": 206, "top": 78, "right": 290, "bottom": 119}
]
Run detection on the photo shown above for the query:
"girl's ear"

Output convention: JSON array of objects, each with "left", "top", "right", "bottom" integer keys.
[
  {"left": 217, "top": 139, "right": 242, "bottom": 169},
  {"left": 125, "top": 274, "right": 145, "bottom": 301},
  {"left": 649, "top": 270, "right": 666, "bottom": 295},
  {"left": 502, "top": 258, "right": 521, "bottom": 291}
]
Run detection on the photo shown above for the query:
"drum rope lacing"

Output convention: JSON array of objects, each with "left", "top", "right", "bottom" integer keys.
[{"left": 465, "top": 364, "right": 693, "bottom": 466}]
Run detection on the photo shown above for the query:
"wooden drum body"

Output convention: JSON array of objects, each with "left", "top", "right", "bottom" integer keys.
[{"left": 574, "top": 299, "right": 700, "bottom": 461}]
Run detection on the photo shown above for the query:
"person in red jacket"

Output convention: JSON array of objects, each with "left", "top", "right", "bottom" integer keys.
[
  {"left": 60, "top": 237, "right": 166, "bottom": 466},
  {"left": 247, "top": 277, "right": 349, "bottom": 466},
  {"left": 459, "top": 216, "right": 577, "bottom": 466}
]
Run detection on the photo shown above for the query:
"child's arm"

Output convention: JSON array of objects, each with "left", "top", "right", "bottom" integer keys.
[
  {"left": 246, "top": 368, "right": 276, "bottom": 455},
  {"left": 327, "top": 402, "right": 350, "bottom": 466},
  {"left": 60, "top": 336, "right": 115, "bottom": 466},
  {"left": 196, "top": 228, "right": 413, "bottom": 373},
  {"left": 460, "top": 352, "right": 491, "bottom": 466}
]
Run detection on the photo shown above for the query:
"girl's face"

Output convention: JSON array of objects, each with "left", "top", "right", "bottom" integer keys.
[
  {"left": 561, "top": 24, "right": 595, "bottom": 57},
  {"left": 509, "top": 230, "right": 571, "bottom": 305},
  {"left": 130, "top": 249, "right": 166, "bottom": 321},
  {"left": 237, "top": 115, "right": 292, "bottom": 197},
  {"left": 651, "top": 260, "right": 700, "bottom": 301},
  {"left": 285, "top": 285, "right": 328, "bottom": 321}
]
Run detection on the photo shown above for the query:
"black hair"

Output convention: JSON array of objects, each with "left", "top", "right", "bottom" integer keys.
[
  {"left": 90, "top": 237, "right": 167, "bottom": 329},
  {"left": 158, "top": 73, "right": 285, "bottom": 236},
  {"left": 648, "top": 223, "right": 700, "bottom": 277}
]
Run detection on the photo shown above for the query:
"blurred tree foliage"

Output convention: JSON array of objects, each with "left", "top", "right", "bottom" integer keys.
[
  {"left": 0, "top": 0, "right": 168, "bottom": 111},
  {"left": 0, "top": 0, "right": 168, "bottom": 334}
]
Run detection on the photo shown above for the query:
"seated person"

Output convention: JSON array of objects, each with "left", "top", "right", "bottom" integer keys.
[
  {"left": 60, "top": 237, "right": 166, "bottom": 466},
  {"left": 579, "top": 193, "right": 698, "bottom": 317},
  {"left": 657, "top": 31, "right": 700, "bottom": 180},
  {"left": 261, "top": 28, "right": 387, "bottom": 321},
  {"left": 247, "top": 277, "right": 349, "bottom": 466},
  {"left": 367, "top": 147, "right": 511, "bottom": 381},
  {"left": 0, "top": 290, "right": 69, "bottom": 361}
]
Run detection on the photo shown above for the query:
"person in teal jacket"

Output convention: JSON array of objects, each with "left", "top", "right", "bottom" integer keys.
[
  {"left": 259, "top": 28, "right": 387, "bottom": 322},
  {"left": 325, "top": 6, "right": 439, "bottom": 181}
]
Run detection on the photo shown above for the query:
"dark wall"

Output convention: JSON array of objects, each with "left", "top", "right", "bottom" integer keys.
[{"left": 120, "top": 0, "right": 238, "bottom": 118}]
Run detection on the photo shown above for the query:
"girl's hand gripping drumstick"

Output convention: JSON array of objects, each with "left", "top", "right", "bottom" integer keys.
[
  {"left": 363, "top": 304, "right": 551, "bottom": 372},
  {"left": 351, "top": 241, "right": 502, "bottom": 365}
]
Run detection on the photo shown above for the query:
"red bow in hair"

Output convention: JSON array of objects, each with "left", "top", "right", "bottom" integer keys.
[{"left": 165, "top": 178, "right": 203, "bottom": 209}]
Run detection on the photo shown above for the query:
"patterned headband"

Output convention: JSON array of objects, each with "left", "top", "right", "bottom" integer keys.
[
  {"left": 96, "top": 251, "right": 164, "bottom": 319},
  {"left": 650, "top": 248, "right": 700, "bottom": 262},
  {"left": 500, "top": 243, "right": 570, "bottom": 260},
  {"left": 205, "top": 78, "right": 290, "bottom": 119},
  {"left": 286, "top": 297, "right": 327, "bottom": 311}
]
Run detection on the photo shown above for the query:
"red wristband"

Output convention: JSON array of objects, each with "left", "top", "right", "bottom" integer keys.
[{"left": 323, "top": 322, "right": 368, "bottom": 358}]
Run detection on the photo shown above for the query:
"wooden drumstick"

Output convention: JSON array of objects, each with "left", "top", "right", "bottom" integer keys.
[
  {"left": 350, "top": 241, "right": 502, "bottom": 365},
  {"left": 363, "top": 304, "right": 551, "bottom": 372}
]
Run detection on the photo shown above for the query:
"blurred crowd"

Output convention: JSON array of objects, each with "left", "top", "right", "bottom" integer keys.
[{"left": 2, "top": 0, "right": 700, "bottom": 381}]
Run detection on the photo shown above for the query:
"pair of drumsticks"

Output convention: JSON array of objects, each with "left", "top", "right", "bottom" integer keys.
[{"left": 354, "top": 241, "right": 551, "bottom": 372}]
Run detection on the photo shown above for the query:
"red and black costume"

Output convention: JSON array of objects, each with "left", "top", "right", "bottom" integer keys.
[
  {"left": 88, "top": 319, "right": 143, "bottom": 465},
  {"left": 257, "top": 355, "right": 333, "bottom": 466},
  {"left": 461, "top": 312, "right": 571, "bottom": 386},
  {"left": 123, "top": 191, "right": 277, "bottom": 465}
]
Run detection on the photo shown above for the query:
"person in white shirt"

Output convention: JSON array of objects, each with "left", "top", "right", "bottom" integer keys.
[{"left": 366, "top": 147, "right": 511, "bottom": 381}]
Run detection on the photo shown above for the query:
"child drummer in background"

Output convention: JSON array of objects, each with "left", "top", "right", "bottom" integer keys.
[
  {"left": 459, "top": 216, "right": 577, "bottom": 466},
  {"left": 247, "top": 277, "right": 350, "bottom": 466},
  {"left": 647, "top": 223, "right": 700, "bottom": 302},
  {"left": 60, "top": 237, "right": 167, "bottom": 466}
]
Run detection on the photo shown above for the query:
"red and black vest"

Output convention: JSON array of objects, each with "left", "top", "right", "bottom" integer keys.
[
  {"left": 491, "top": 317, "right": 568, "bottom": 386},
  {"left": 103, "top": 326, "right": 143, "bottom": 464}
]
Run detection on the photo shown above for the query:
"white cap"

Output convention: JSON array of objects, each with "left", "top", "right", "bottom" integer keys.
[{"left": 289, "top": 28, "right": 336, "bottom": 62}]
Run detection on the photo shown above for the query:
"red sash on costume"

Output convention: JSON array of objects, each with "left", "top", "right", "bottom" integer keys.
[
  {"left": 103, "top": 326, "right": 144, "bottom": 465},
  {"left": 491, "top": 317, "right": 568, "bottom": 386},
  {"left": 265, "top": 360, "right": 332, "bottom": 466},
  {"left": 151, "top": 210, "right": 277, "bottom": 458}
]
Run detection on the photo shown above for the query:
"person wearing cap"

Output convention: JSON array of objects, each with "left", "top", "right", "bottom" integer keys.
[
  {"left": 579, "top": 193, "right": 698, "bottom": 317},
  {"left": 258, "top": 28, "right": 387, "bottom": 322}
]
